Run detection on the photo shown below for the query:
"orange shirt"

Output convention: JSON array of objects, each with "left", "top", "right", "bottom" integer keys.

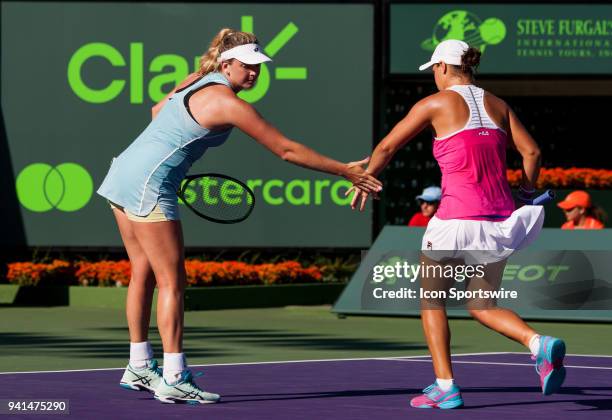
[{"left": 561, "top": 217, "right": 604, "bottom": 230}]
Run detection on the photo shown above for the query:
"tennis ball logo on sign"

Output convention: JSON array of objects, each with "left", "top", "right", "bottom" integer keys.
[
  {"left": 67, "top": 16, "right": 307, "bottom": 105},
  {"left": 421, "top": 10, "right": 506, "bottom": 53},
  {"left": 16, "top": 163, "right": 94, "bottom": 212}
]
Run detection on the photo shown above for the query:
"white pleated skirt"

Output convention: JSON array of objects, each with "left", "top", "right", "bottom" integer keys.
[{"left": 421, "top": 205, "right": 545, "bottom": 264}]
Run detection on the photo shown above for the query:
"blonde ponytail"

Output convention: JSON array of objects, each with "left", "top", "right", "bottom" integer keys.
[{"left": 198, "top": 28, "right": 259, "bottom": 75}]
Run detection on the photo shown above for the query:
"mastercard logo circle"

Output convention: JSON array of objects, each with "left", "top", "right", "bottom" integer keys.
[{"left": 16, "top": 163, "right": 94, "bottom": 212}]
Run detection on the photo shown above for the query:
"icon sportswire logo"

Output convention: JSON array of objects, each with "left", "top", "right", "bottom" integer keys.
[
  {"left": 67, "top": 15, "right": 307, "bottom": 105},
  {"left": 16, "top": 163, "right": 94, "bottom": 212},
  {"left": 421, "top": 10, "right": 507, "bottom": 53}
]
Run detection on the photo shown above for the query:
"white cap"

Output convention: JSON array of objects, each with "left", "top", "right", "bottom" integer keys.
[
  {"left": 418, "top": 39, "right": 469, "bottom": 71},
  {"left": 217, "top": 43, "right": 272, "bottom": 65}
]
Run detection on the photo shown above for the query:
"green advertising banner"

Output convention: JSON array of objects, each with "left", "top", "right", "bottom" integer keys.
[
  {"left": 390, "top": 4, "right": 612, "bottom": 74},
  {"left": 2, "top": 2, "right": 373, "bottom": 247},
  {"left": 333, "top": 227, "right": 612, "bottom": 321}
]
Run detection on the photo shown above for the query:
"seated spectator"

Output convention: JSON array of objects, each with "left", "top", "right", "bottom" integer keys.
[
  {"left": 557, "top": 190, "right": 606, "bottom": 229},
  {"left": 408, "top": 186, "right": 441, "bottom": 227}
]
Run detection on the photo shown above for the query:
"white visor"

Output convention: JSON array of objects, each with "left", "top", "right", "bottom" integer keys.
[
  {"left": 418, "top": 39, "right": 469, "bottom": 71},
  {"left": 217, "top": 43, "right": 272, "bottom": 65}
]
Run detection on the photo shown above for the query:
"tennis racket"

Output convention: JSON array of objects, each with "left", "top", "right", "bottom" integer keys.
[
  {"left": 521, "top": 189, "right": 555, "bottom": 205},
  {"left": 178, "top": 173, "right": 255, "bottom": 224}
]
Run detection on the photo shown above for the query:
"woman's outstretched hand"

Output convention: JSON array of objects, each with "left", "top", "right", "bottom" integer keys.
[
  {"left": 345, "top": 185, "right": 379, "bottom": 211},
  {"left": 343, "top": 157, "right": 383, "bottom": 194}
]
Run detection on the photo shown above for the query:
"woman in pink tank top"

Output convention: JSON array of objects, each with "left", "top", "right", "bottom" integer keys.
[{"left": 349, "top": 40, "right": 566, "bottom": 408}]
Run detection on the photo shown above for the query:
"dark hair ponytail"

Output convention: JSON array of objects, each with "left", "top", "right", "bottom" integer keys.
[
  {"left": 587, "top": 205, "right": 608, "bottom": 225},
  {"left": 460, "top": 47, "right": 482, "bottom": 75}
]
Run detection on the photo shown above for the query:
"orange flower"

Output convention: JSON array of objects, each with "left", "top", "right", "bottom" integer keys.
[
  {"left": 7, "top": 259, "right": 325, "bottom": 287},
  {"left": 184, "top": 260, "right": 322, "bottom": 286},
  {"left": 507, "top": 167, "right": 612, "bottom": 189},
  {"left": 6, "top": 260, "right": 74, "bottom": 286},
  {"left": 75, "top": 261, "right": 131, "bottom": 287}
]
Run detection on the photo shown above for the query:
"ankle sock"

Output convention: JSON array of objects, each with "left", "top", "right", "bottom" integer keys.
[
  {"left": 436, "top": 378, "right": 454, "bottom": 392},
  {"left": 129, "top": 341, "right": 153, "bottom": 369},
  {"left": 163, "top": 352, "right": 186, "bottom": 384},
  {"left": 529, "top": 334, "right": 541, "bottom": 356}
]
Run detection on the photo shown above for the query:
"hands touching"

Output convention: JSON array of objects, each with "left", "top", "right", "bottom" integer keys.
[
  {"left": 346, "top": 186, "right": 375, "bottom": 211},
  {"left": 342, "top": 157, "right": 381, "bottom": 211},
  {"left": 342, "top": 157, "right": 382, "bottom": 194}
]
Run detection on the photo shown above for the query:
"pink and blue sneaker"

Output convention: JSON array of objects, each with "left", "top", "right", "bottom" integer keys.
[
  {"left": 410, "top": 382, "right": 463, "bottom": 409},
  {"left": 534, "top": 336, "right": 566, "bottom": 395}
]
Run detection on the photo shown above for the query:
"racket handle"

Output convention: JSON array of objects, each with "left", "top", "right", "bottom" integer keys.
[{"left": 530, "top": 190, "right": 555, "bottom": 205}]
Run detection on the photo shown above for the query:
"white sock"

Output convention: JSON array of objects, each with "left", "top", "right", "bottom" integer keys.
[
  {"left": 436, "top": 378, "right": 454, "bottom": 392},
  {"left": 529, "top": 334, "right": 541, "bottom": 356},
  {"left": 163, "top": 353, "right": 186, "bottom": 384},
  {"left": 129, "top": 341, "right": 153, "bottom": 369}
]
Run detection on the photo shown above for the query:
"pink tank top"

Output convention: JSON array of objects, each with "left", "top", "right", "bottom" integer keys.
[{"left": 433, "top": 85, "right": 515, "bottom": 221}]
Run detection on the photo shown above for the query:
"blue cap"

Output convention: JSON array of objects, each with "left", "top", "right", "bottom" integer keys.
[{"left": 416, "top": 186, "right": 441, "bottom": 202}]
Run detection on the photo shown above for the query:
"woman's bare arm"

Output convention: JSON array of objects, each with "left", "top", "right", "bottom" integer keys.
[
  {"left": 223, "top": 96, "right": 382, "bottom": 193},
  {"left": 347, "top": 96, "right": 435, "bottom": 210},
  {"left": 507, "top": 107, "right": 541, "bottom": 192},
  {"left": 364, "top": 97, "right": 434, "bottom": 177}
]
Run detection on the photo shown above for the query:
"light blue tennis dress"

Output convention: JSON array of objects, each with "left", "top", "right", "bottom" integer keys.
[{"left": 97, "top": 72, "right": 233, "bottom": 220}]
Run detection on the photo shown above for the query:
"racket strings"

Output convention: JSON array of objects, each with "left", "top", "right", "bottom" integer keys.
[{"left": 180, "top": 175, "right": 254, "bottom": 223}]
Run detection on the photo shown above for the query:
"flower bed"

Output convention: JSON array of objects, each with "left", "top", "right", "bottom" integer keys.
[
  {"left": 507, "top": 167, "right": 612, "bottom": 189},
  {"left": 6, "top": 260, "right": 324, "bottom": 287},
  {"left": 5, "top": 260, "right": 74, "bottom": 286},
  {"left": 184, "top": 260, "right": 321, "bottom": 286},
  {"left": 75, "top": 260, "right": 131, "bottom": 287}
]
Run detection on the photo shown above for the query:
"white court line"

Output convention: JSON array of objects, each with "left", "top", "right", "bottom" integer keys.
[
  {"left": 0, "top": 352, "right": 508, "bottom": 375},
  {"left": 190, "top": 353, "right": 439, "bottom": 367},
  {"left": 0, "top": 366, "right": 126, "bottom": 375},
  {"left": 3, "top": 351, "right": 611, "bottom": 375},
  {"left": 506, "top": 351, "right": 612, "bottom": 358},
  {"left": 378, "top": 351, "right": 510, "bottom": 360},
  {"left": 386, "top": 359, "right": 612, "bottom": 370}
]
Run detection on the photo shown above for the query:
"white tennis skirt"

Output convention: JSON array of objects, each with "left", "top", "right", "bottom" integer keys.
[{"left": 421, "top": 205, "right": 545, "bottom": 264}]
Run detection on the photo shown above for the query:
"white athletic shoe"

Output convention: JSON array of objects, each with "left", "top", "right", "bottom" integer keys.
[
  {"left": 119, "top": 360, "right": 163, "bottom": 393},
  {"left": 154, "top": 370, "right": 221, "bottom": 404}
]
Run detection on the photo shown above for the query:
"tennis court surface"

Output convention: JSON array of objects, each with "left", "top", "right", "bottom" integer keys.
[{"left": 2, "top": 352, "right": 610, "bottom": 418}]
